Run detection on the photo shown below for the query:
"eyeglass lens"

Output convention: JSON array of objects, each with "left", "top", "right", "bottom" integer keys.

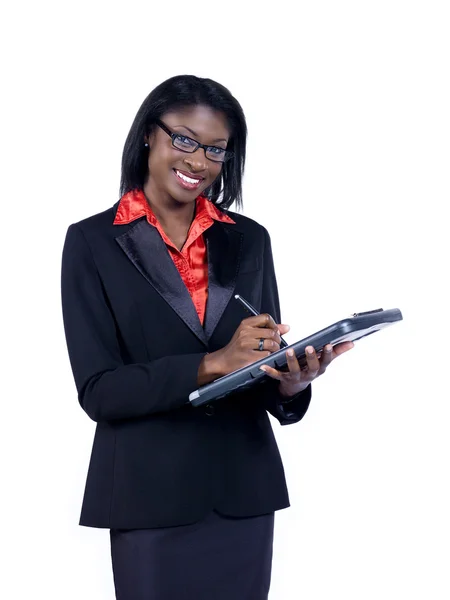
[{"left": 172, "top": 134, "right": 227, "bottom": 162}]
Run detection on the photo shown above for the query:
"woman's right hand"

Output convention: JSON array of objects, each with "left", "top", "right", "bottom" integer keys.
[{"left": 197, "top": 314, "right": 289, "bottom": 386}]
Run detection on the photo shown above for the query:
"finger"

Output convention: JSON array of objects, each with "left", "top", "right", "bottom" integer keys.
[
  {"left": 259, "top": 365, "right": 282, "bottom": 380},
  {"left": 249, "top": 336, "right": 280, "bottom": 352},
  {"left": 256, "top": 313, "right": 278, "bottom": 332},
  {"left": 319, "top": 344, "right": 334, "bottom": 368},
  {"left": 239, "top": 350, "right": 271, "bottom": 367},
  {"left": 286, "top": 348, "right": 301, "bottom": 375},
  {"left": 276, "top": 324, "right": 290, "bottom": 336},
  {"left": 250, "top": 350, "right": 271, "bottom": 361},
  {"left": 332, "top": 341, "right": 355, "bottom": 358},
  {"left": 304, "top": 346, "right": 320, "bottom": 374},
  {"left": 240, "top": 314, "right": 276, "bottom": 329},
  {"left": 245, "top": 327, "right": 283, "bottom": 348},
  {"left": 241, "top": 314, "right": 280, "bottom": 336}
]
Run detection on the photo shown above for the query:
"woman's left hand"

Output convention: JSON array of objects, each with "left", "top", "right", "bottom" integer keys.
[{"left": 260, "top": 342, "right": 354, "bottom": 398}]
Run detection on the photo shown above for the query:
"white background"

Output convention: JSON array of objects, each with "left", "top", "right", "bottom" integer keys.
[{"left": 1, "top": 0, "right": 449, "bottom": 598}]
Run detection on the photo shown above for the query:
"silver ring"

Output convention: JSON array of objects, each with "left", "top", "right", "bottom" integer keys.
[{"left": 258, "top": 338, "right": 264, "bottom": 351}]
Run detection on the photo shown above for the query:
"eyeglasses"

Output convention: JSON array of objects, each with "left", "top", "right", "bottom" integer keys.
[{"left": 156, "top": 120, "right": 234, "bottom": 163}]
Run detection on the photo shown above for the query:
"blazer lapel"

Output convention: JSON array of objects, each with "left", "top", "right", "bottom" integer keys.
[
  {"left": 203, "top": 222, "right": 243, "bottom": 340},
  {"left": 115, "top": 219, "right": 208, "bottom": 345}
]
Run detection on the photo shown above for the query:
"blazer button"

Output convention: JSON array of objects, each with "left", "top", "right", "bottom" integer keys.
[{"left": 205, "top": 404, "right": 215, "bottom": 416}]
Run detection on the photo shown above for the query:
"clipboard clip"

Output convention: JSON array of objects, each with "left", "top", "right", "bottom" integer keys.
[{"left": 352, "top": 308, "right": 384, "bottom": 317}]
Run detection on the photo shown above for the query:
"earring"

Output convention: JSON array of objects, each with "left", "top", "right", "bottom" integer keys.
[{"left": 144, "top": 142, "right": 149, "bottom": 148}]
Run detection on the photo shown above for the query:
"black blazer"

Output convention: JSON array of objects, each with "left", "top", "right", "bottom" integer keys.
[{"left": 61, "top": 201, "right": 311, "bottom": 529}]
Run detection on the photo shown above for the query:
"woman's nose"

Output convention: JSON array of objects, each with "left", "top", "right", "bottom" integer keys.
[{"left": 183, "top": 148, "right": 208, "bottom": 172}]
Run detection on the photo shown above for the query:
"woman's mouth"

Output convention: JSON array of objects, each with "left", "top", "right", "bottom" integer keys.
[{"left": 173, "top": 169, "right": 204, "bottom": 190}]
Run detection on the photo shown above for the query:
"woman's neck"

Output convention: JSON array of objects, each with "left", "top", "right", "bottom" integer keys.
[{"left": 143, "top": 185, "right": 196, "bottom": 250}]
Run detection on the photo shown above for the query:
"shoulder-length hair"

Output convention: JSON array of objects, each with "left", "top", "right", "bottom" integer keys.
[{"left": 120, "top": 75, "right": 247, "bottom": 210}]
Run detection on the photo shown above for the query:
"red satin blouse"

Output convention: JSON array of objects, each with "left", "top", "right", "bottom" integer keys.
[{"left": 114, "top": 189, "right": 235, "bottom": 324}]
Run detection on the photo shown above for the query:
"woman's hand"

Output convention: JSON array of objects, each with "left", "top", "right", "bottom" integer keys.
[
  {"left": 197, "top": 314, "right": 289, "bottom": 386},
  {"left": 260, "top": 342, "right": 354, "bottom": 398}
]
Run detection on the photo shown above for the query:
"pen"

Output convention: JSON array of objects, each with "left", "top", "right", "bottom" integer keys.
[{"left": 234, "top": 294, "right": 289, "bottom": 348}]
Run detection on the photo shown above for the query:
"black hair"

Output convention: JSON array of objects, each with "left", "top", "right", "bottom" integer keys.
[{"left": 120, "top": 75, "right": 247, "bottom": 210}]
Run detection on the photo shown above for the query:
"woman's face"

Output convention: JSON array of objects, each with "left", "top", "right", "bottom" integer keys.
[{"left": 144, "top": 104, "right": 230, "bottom": 206}]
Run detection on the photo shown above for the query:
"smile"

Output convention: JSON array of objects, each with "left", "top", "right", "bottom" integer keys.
[{"left": 174, "top": 169, "right": 204, "bottom": 190}]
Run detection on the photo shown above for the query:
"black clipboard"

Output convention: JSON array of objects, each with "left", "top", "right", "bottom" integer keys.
[{"left": 189, "top": 308, "right": 403, "bottom": 407}]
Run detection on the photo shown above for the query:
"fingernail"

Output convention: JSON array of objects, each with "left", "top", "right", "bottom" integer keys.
[
  {"left": 287, "top": 349, "right": 294, "bottom": 357},
  {"left": 306, "top": 347, "right": 314, "bottom": 355}
]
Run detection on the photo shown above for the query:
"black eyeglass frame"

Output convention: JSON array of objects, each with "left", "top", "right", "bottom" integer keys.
[{"left": 155, "top": 120, "right": 234, "bottom": 163}]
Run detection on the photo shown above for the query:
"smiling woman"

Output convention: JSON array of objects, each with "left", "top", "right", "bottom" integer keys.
[
  {"left": 61, "top": 74, "right": 352, "bottom": 600},
  {"left": 120, "top": 75, "right": 246, "bottom": 212}
]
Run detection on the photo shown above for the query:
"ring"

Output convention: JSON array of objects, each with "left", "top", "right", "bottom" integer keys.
[{"left": 258, "top": 338, "right": 264, "bottom": 351}]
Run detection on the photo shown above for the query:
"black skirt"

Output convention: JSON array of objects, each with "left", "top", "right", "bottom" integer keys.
[{"left": 110, "top": 510, "right": 275, "bottom": 600}]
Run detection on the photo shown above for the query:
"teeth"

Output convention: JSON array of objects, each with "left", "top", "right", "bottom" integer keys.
[{"left": 176, "top": 170, "right": 201, "bottom": 184}]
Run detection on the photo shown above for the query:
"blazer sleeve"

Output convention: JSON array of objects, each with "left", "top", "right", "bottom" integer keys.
[
  {"left": 61, "top": 224, "right": 207, "bottom": 423},
  {"left": 256, "top": 226, "right": 312, "bottom": 426}
]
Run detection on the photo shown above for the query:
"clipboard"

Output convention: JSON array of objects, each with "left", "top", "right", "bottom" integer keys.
[{"left": 188, "top": 308, "right": 403, "bottom": 407}]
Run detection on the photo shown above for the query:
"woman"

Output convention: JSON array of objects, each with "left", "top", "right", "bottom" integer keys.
[{"left": 61, "top": 75, "right": 353, "bottom": 600}]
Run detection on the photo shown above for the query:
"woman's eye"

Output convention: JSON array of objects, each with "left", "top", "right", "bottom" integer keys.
[
  {"left": 175, "top": 135, "right": 196, "bottom": 148},
  {"left": 208, "top": 147, "right": 226, "bottom": 156}
]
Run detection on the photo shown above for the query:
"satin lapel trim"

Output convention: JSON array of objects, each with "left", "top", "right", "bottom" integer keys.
[
  {"left": 115, "top": 219, "right": 207, "bottom": 346},
  {"left": 204, "top": 223, "right": 243, "bottom": 340}
]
